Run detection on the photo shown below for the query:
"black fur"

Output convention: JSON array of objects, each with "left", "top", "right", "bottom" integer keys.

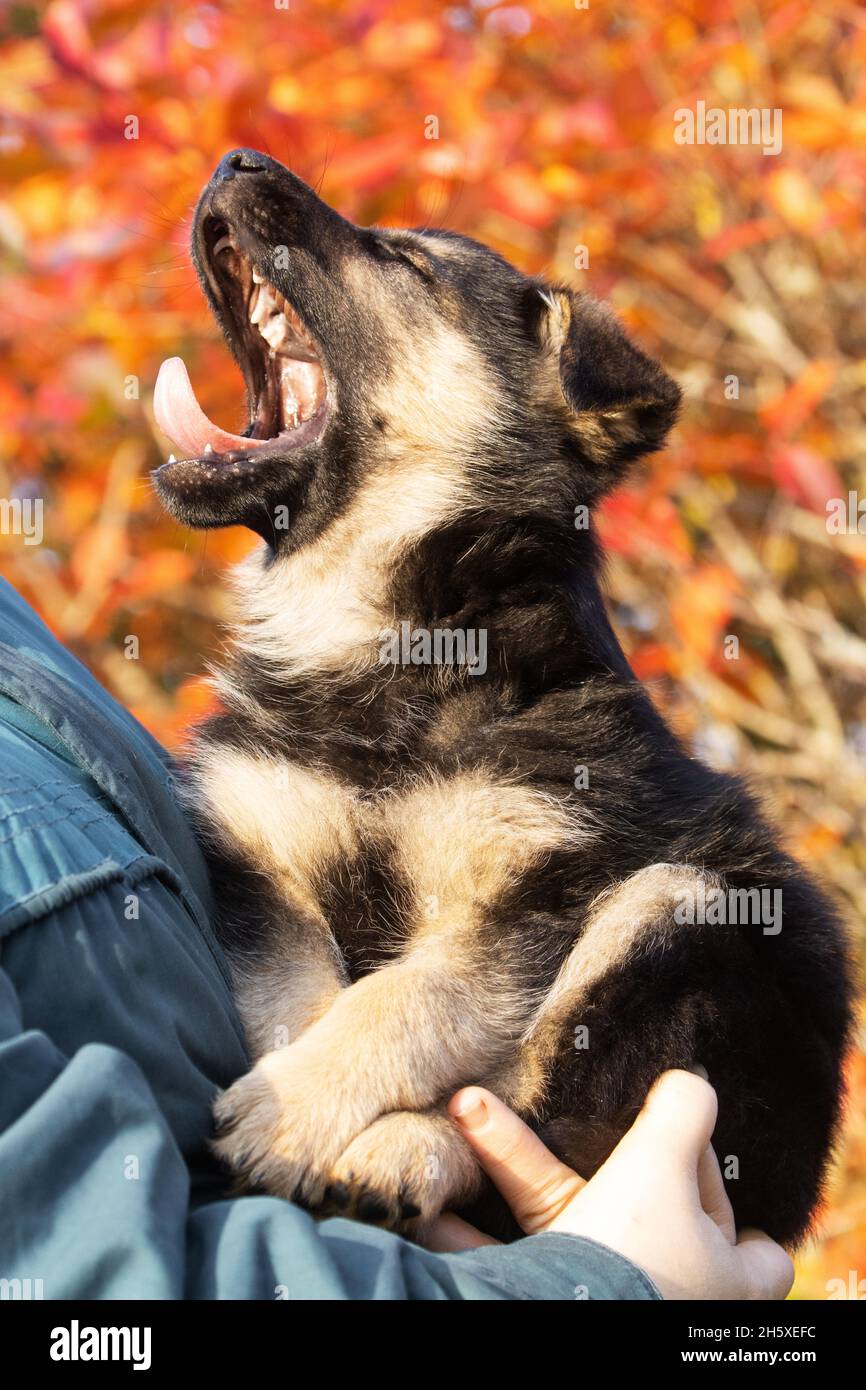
[{"left": 155, "top": 151, "right": 853, "bottom": 1247}]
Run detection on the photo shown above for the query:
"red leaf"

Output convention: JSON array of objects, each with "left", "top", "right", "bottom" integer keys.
[{"left": 771, "top": 443, "right": 843, "bottom": 513}]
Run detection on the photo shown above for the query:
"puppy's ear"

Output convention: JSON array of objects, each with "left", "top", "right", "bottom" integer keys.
[{"left": 538, "top": 287, "right": 681, "bottom": 485}]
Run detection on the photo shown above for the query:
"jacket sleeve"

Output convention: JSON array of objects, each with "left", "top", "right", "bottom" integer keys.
[{"left": 0, "top": 891, "right": 659, "bottom": 1302}]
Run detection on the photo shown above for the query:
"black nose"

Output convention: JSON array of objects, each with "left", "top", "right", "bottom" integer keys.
[{"left": 215, "top": 148, "right": 270, "bottom": 182}]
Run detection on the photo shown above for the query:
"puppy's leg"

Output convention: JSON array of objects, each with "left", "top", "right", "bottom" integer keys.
[
  {"left": 315, "top": 862, "right": 705, "bottom": 1241},
  {"left": 490, "top": 860, "right": 845, "bottom": 1248},
  {"left": 211, "top": 940, "right": 530, "bottom": 1209},
  {"left": 439, "top": 863, "right": 716, "bottom": 1238},
  {"left": 189, "top": 746, "right": 360, "bottom": 1058},
  {"left": 212, "top": 766, "right": 574, "bottom": 1217},
  {"left": 498, "top": 862, "right": 716, "bottom": 1115},
  {"left": 225, "top": 887, "right": 350, "bottom": 1060},
  {"left": 322, "top": 1108, "right": 481, "bottom": 1234}
]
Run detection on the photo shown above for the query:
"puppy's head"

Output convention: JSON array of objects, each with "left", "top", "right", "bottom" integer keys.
[{"left": 154, "top": 149, "right": 680, "bottom": 546}]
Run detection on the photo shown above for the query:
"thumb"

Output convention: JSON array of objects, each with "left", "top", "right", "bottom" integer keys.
[
  {"left": 735, "top": 1228, "right": 795, "bottom": 1300},
  {"left": 618, "top": 1069, "right": 719, "bottom": 1176},
  {"left": 449, "top": 1087, "right": 585, "bottom": 1234},
  {"left": 698, "top": 1142, "right": 737, "bottom": 1243}
]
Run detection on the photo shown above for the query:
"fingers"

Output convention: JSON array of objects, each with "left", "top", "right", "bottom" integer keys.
[
  {"left": 423, "top": 1212, "right": 500, "bottom": 1253},
  {"left": 449, "top": 1087, "right": 584, "bottom": 1235},
  {"left": 736, "top": 1228, "right": 795, "bottom": 1300},
  {"left": 697, "top": 1142, "right": 737, "bottom": 1243},
  {"left": 620, "top": 1069, "right": 719, "bottom": 1174}
]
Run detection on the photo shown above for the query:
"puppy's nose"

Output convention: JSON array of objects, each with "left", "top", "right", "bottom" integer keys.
[{"left": 215, "top": 148, "right": 270, "bottom": 182}]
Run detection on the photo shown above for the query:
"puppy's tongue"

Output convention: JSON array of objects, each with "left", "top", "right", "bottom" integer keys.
[{"left": 154, "top": 357, "right": 268, "bottom": 457}]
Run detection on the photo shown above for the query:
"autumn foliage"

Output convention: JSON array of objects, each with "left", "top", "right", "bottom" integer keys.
[{"left": 0, "top": 0, "right": 864, "bottom": 1295}]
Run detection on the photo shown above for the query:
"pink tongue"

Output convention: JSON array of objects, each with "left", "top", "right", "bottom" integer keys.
[{"left": 154, "top": 357, "right": 268, "bottom": 457}]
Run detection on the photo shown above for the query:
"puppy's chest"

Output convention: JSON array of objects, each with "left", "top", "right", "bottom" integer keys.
[{"left": 191, "top": 745, "right": 576, "bottom": 961}]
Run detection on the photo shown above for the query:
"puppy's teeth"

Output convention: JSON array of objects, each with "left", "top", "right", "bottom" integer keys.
[
  {"left": 203, "top": 442, "right": 214, "bottom": 454},
  {"left": 249, "top": 288, "right": 266, "bottom": 327},
  {"left": 261, "top": 314, "right": 290, "bottom": 350},
  {"left": 250, "top": 285, "right": 279, "bottom": 328},
  {"left": 167, "top": 454, "right": 176, "bottom": 463}
]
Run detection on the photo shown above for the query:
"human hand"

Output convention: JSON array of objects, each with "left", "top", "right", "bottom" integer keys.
[{"left": 429, "top": 1070, "right": 794, "bottom": 1300}]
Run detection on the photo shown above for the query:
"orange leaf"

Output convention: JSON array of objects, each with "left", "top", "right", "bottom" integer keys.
[
  {"left": 759, "top": 361, "right": 835, "bottom": 438},
  {"left": 767, "top": 168, "right": 826, "bottom": 232},
  {"left": 125, "top": 550, "right": 196, "bottom": 599},
  {"left": 490, "top": 164, "right": 557, "bottom": 229},
  {"left": 670, "top": 565, "right": 738, "bottom": 665}
]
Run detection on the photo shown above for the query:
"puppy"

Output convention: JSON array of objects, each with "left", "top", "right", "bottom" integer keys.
[{"left": 154, "top": 149, "right": 852, "bottom": 1245}]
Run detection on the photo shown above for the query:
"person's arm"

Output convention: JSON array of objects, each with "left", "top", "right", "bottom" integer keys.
[{"left": 0, "top": 885, "right": 657, "bottom": 1302}]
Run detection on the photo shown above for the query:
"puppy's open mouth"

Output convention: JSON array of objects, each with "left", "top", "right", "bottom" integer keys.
[{"left": 154, "top": 218, "right": 329, "bottom": 463}]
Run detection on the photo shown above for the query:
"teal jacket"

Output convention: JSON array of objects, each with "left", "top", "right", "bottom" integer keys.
[{"left": 0, "top": 579, "right": 659, "bottom": 1300}]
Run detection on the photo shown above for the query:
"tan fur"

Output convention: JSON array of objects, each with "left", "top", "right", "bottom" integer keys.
[
  {"left": 188, "top": 749, "right": 357, "bottom": 1053},
  {"left": 325, "top": 1108, "right": 481, "bottom": 1230},
  {"left": 213, "top": 949, "right": 501, "bottom": 1205},
  {"left": 499, "top": 863, "right": 717, "bottom": 1112},
  {"left": 380, "top": 769, "right": 580, "bottom": 937},
  {"left": 232, "top": 946, "right": 347, "bottom": 1061},
  {"left": 219, "top": 460, "right": 466, "bottom": 681},
  {"left": 214, "top": 861, "right": 714, "bottom": 1217},
  {"left": 208, "top": 760, "right": 586, "bottom": 1210},
  {"left": 208, "top": 267, "right": 518, "bottom": 686},
  {"left": 190, "top": 746, "right": 360, "bottom": 918},
  {"left": 533, "top": 863, "right": 707, "bottom": 1019},
  {"left": 371, "top": 320, "right": 508, "bottom": 464},
  {"left": 342, "top": 258, "right": 510, "bottom": 466},
  {"left": 193, "top": 751, "right": 579, "bottom": 946},
  {"left": 198, "top": 577, "right": 702, "bottom": 1224},
  {"left": 541, "top": 291, "right": 647, "bottom": 458},
  {"left": 568, "top": 406, "right": 646, "bottom": 458}
]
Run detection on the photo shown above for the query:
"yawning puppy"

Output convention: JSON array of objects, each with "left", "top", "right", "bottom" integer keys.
[{"left": 154, "top": 148, "right": 852, "bottom": 1245}]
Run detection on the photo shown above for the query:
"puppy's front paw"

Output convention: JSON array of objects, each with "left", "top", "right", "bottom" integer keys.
[
  {"left": 212, "top": 1048, "right": 361, "bottom": 1207},
  {"left": 317, "top": 1110, "right": 481, "bottom": 1236}
]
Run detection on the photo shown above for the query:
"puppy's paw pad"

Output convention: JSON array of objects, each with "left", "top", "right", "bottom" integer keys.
[{"left": 318, "top": 1111, "right": 477, "bottom": 1234}]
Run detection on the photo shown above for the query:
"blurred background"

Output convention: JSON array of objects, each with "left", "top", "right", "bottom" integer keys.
[{"left": 0, "top": 0, "right": 863, "bottom": 1296}]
